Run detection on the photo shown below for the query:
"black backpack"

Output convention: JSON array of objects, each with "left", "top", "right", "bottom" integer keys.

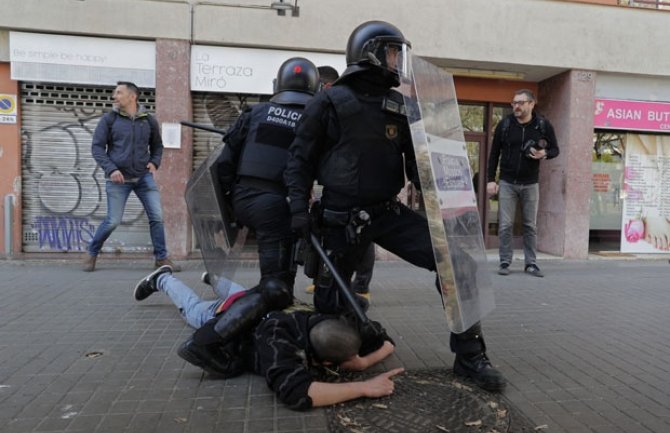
[
  {"left": 500, "top": 114, "right": 547, "bottom": 144},
  {"left": 104, "top": 110, "right": 159, "bottom": 141}
]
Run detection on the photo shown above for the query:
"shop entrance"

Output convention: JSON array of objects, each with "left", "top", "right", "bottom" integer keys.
[{"left": 460, "top": 102, "right": 523, "bottom": 250}]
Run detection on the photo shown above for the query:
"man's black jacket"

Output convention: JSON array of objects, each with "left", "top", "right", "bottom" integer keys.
[{"left": 487, "top": 113, "right": 559, "bottom": 185}]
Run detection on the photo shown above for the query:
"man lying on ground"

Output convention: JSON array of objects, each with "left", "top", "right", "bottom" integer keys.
[{"left": 133, "top": 266, "right": 403, "bottom": 410}]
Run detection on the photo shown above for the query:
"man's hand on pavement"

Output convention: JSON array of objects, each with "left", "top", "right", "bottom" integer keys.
[{"left": 362, "top": 368, "right": 404, "bottom": 398}]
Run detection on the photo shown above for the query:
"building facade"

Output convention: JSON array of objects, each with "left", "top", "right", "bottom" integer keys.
[{"left": 1, "top": 0, "right": 669, "bottom": 259}]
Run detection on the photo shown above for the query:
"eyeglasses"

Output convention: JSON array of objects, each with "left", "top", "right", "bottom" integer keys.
[{"left": 511, "top": 100, "right": 532, "bottom": 107}]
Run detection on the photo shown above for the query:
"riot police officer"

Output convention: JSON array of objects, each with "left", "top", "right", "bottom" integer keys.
[
  {"left": 284, "top": 21, "right": 506, "bottom": 391},
  {"left": 218, "top": 56, "right": 319, "bottom": 291},
  {"left": 178, "top": 58, "right": 320, "bottom": 369}
]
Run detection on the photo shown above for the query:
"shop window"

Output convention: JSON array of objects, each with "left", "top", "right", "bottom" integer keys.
[
  {"left": 459, "top": 104, "right": 485, "bottom": 132},
  {"left": 491, "top": 105, "right": 510, "bottom": 132},
  {"left": 591, "top": 132, "right": 625, "bottom": 231},
  {"left": 619, "top": 0, "right": 670, "bottom": 10}
]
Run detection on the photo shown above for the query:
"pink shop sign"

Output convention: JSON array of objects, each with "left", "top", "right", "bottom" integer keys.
[{"left": 594, "top": 98, "right": 670, "bottom": 132}]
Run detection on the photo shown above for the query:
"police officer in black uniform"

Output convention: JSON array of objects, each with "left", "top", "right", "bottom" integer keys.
[
  {"left": 218, "top": 56, "right": 320, "bottom": 291},
  {"left": 177, "top": 58, "right": 320, "bottom": 369},
  {"left": 284, "top": 21, "right": 506, "bottom": 392}
]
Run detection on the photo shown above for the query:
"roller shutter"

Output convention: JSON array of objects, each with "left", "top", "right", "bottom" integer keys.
[{"left": 191, "top": 92, "right": 265, "bottom": 171}]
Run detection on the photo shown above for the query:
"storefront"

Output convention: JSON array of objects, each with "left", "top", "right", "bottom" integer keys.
[
  {"left": 591, "top": 97, "right": 670, "bottom": 254},
  {"left": 188, "top": 45, "right": 345, "bottom": 169},
  {"left": 9, "top": 32, "right": 158, "bottom": 253},
  {"left": 186, "top": 45, "right": 345, "bottom": 251}
]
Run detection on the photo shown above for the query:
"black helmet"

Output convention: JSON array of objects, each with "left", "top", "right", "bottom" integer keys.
[
  {"left": 339, "top": 20, "right": 411, "bottom": 85},
  {"left": 270, "top": 57, "right": 320, "bottom": 105}
]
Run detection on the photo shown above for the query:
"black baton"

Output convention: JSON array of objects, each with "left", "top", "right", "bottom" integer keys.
[{"left": 180, "top": 120, "right": 226, "bottom": 135}]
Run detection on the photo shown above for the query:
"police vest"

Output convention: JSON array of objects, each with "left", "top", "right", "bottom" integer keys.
[
  {"left": 318, "top": 86, "right": 406, "bottom": 206},
  {"left": 236, "top": 102, "right": 304, "bottom": 183}
]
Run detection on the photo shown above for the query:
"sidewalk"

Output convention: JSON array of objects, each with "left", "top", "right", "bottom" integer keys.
[{"left": 1, "top": 255, "right": 669, "bottom": 432}]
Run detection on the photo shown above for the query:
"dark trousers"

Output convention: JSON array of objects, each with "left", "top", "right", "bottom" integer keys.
[
  {"left": 233, "top": 184, "right": 296, "bottom": 290},
  {"left": 315, "top": 202, "right": 484, "bottom": 356},
  {"left": 352, "top": 243, "right": 375, "bottom": 292}
]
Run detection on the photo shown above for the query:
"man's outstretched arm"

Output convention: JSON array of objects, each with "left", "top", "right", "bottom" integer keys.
[{"left": 308, "top": 367, "right": 404, "bottom": 408}]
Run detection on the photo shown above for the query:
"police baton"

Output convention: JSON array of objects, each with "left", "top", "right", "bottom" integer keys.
[
  {"left": 308, "top": 233, "right": 369, "bottom": 324},
  {"left": 180, "top": 120, "right": 227, "bottom": 135}
]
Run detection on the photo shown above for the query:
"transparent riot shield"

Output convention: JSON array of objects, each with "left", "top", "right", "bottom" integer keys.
[
  {"left": 184, "top": 144, "right": 248, "bottom": 293},
  {"left": 399, "top": 55, "right": 495, "bottom": 333}
]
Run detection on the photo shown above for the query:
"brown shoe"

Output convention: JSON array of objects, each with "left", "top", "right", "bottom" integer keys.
[
  {"left": 155, "top": 258, "right": 181, "bottom": 272},
  {"left": 82, "top": 254, "right": 97, "bottom": 272}
]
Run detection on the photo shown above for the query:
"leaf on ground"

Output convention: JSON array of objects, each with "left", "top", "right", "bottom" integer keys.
[
  {"left": 534, "top": 425, "right": 549, "bottom": 431},
  {"left": 451, "top": 381, "right": 473, "bottom": 391},
  {"left": 464, "top": 419, "right": 482, "bottom": 427}
]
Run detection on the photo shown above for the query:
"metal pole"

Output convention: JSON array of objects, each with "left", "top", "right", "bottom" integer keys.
[{"left": 4, "top": 194, "right": 15, "bottom": 257}]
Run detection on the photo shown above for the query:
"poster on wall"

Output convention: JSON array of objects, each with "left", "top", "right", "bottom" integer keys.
[{"left": 621, "top": 134, "right": 670, "bottom": 253}]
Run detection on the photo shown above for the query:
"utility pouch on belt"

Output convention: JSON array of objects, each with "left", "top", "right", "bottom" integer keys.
[{"left": 322, "top": 209, "right": 350, "bottom": 226}]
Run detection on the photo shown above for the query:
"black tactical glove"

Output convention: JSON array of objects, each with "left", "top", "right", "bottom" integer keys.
[
  {"left": 291, "top": 211, "right": 310, "bottom": 238},
  {"left": 358, "top": 319, "right": 395, "bottom": 357}
]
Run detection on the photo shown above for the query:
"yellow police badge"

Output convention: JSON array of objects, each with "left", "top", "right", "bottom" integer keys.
[{"left": 385, "top": 124, "right": 398, "bottom": 139}]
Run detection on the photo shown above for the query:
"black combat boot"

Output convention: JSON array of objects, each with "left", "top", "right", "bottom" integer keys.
[
  {"left": 450, "top": 322, "right": 506, "bottom": 392},
  {"left": 453, "top": 352, "right": 506, "bottom": 392}
]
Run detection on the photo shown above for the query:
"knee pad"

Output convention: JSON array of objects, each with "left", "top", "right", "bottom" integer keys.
[
  {"left": 260, "top": 278, "right": 292, "bottom": 310},
  {"left": 212, "top": 291, "right": 265, "bottom": 345}
]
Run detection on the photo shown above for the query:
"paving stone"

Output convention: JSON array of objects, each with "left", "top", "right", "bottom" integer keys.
[{"left": 1, "top": 258, "right": 670, "bottom": 432}]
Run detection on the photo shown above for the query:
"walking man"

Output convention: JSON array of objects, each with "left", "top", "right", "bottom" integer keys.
[
  {"left": 486, "top": 89, "right": 559, "bottom": 277},
  {"left": 83, "top": 81, "right": 179, "bottom": 272}
]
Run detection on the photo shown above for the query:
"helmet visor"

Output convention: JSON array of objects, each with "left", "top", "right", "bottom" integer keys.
[
  {"left": 395, "top": 42, "right": 411, "bottom": 83},
  {"left": 364, "top": 37, "right": 411, "bottom": 81}
]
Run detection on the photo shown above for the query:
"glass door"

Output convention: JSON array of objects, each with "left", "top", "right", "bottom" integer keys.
[{"left": 484, "top": 104, "right": 525, "bottom": 249}]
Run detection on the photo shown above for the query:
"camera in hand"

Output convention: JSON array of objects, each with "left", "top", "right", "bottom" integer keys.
[{"left": 521, "top": 138, "right": 548, "bottom": 158}]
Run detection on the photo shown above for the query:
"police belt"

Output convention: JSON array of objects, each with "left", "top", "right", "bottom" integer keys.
[
  {"left": 322, "top": 198, "right": 400, "bottom": 226},
  {"left": 236, "top": 176, "right": 287, "bottom": 195}
]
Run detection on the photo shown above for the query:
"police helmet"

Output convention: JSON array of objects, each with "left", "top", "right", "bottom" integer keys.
[
  {"left": 339, "top": 20, "right": 411, "bottom": 86},
  {"left": 270, "top": 57, "right": 320, "bottom": 105}
]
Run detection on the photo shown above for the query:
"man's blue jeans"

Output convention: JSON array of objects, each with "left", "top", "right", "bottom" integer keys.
[
  {"left": 498, "top": 180, "right": 539, "bottom": 267},
  {"left": 157, "top": 274, "right": 247, "bottom": 328},
  {"left": 88, "top": 173, "right": 167, "bottom": 259}
]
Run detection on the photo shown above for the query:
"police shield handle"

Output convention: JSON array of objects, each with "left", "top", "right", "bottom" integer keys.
[
  {"left": 486, "top": 181, "right": 499, "bottom": 197},
  {"left": 309, "top": 234, "right": 369, "bottom": 324}
]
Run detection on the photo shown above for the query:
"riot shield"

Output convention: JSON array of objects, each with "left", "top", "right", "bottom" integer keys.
[
  {"left": 398, "top": 55, "right": 495, "bottom": 333},
  {"left": 184, "top": 143, "right": 248, "bottom": 293}
]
